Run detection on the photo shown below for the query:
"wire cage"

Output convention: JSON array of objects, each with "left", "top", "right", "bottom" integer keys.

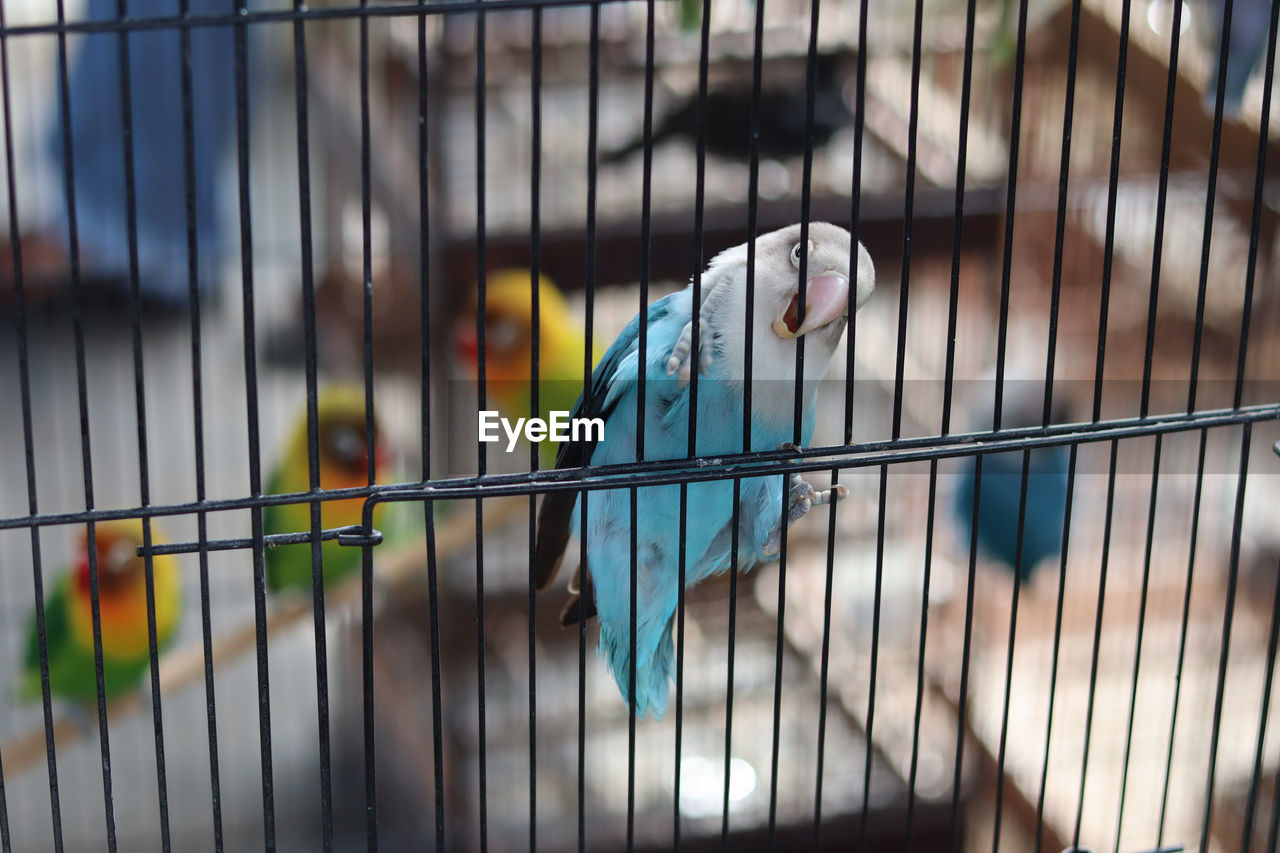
[{"left": 0, "top": 0, "right": 1277, "bottom": 850}]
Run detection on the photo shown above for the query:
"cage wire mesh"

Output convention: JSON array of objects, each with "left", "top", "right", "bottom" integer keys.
[{"left": 0, "top": 0, "right": 1276, "bottom": 850}]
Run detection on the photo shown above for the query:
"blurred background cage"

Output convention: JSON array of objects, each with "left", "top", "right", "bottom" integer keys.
[{"left": 0, "top": 0, "right": 1277, "bottom": 850}]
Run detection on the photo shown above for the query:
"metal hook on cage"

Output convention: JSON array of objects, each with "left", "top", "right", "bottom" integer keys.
[
  {"left": 1061, "top": 847, "right": 1183, "bottom": 853},
  {"left": 336, "top": 524, "right": 383, "bottom": 547},
  {"left": 136, "top": 523, "right": 383, "bottom": 557}
]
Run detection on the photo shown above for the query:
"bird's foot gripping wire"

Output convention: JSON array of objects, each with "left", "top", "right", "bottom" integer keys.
[
  {"left": 665, "top": 318, "right": 713, "bottom": 387},
  {"left": 762, "top": 473, "right": 847, "bottom": 557}
]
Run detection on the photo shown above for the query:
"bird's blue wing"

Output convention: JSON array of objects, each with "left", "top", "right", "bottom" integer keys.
[
  {"left": 532, "top": 291, "right": 686, "bottom": 593},
  {"left": 576, "top": 292, "right": 682, "bottom": 422}
]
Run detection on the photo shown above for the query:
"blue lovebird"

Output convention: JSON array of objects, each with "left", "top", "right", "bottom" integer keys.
[
  {"left": 1205, "top": 0, "right": 1275, "bottom": 116},
  {"left": 953, "top": 411, "right": 1070, "bottom": 583},
  {"left": 533, "top": 223, "right": 876, "bottom": 718}
]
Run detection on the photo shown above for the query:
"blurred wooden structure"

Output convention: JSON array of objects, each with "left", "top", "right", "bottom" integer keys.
[{"left": 304, "top": 0, "right": 1018, "bottom": 374}]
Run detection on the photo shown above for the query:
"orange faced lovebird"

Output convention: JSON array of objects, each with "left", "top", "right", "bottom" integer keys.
[
  {"left": 455, "top": 269, "right": 602, "bottom": 466},
  {"left": 264, "top": 385, "right": 390, "bottom": 593},
  {"left": 20, "top": 519, "right": 181, "bottom": 705}
]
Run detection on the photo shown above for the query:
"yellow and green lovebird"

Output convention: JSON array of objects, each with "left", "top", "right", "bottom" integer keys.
[
  {"left": 20, "top": 520, "right": 181, "bottom": 704},
  {"left": 455, "top": 270, "right": 602, "bottom": 466},
  {"left": 264, "top": 385, "right": 390, "bottom": 593}
]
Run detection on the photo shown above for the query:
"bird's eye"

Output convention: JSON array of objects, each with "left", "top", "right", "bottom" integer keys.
[
  {"left": 328, "top": 423, "right": 365, "bottom": 467},
  {"left": 488, "top": 316, "right": 522, "bottom": 353},
  {"left": 790, "top": 242, "right": 803, "bottom": 269},
  {"left": 104, "top": 541, "right": 134, "bottom": 575}
]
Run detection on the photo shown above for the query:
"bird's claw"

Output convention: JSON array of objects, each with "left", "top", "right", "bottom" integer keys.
[
  {"left": 809, "top": 482, "right": 848, "bottom": 509},
  {"left": 666, "top": 318, "right": 713, "bottom": 387},
  {"left": 762, "top": 475, "right": 847, "bottom": 556},
  {"left": 786, "top": 475, "right": 817, "bottom": 522}
]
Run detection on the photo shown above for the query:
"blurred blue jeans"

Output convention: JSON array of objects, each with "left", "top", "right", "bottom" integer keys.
[{"left": 50, "top": 0, "right": 236, "bottom": 302}]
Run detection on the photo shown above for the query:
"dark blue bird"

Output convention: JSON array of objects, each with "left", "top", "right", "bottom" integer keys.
[
  {"left": 1205, "top": 0, "right": 1275, "bottom": 116},
  {"left": 954, "top": 427, "right": 1070, "bottom": 583}
]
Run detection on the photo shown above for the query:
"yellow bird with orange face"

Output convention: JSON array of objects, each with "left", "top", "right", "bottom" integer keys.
[
  {"left": 20, "top": 520, "right": 181, "bottom": 704},
  {"left": 454, "top": 270, "right": 600, "bottom": 465},
  {"left": 263, "top": 385, "right": 391, "bottom": 592}
]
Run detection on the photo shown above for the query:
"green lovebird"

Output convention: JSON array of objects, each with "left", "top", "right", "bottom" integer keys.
[
  {"left": 264, "top": 385, "right": 392, "bottom": 593},
  {"left": 454, "top": 269, "right": 602, "bottom": 467},
  {"left": 20, "top": 519, "right": 182, "bottom": 705}
]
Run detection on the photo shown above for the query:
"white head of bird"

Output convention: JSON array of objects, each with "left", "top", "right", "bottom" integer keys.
[{"left": 700, "top": 222, "right": 874, "bottom": 386}]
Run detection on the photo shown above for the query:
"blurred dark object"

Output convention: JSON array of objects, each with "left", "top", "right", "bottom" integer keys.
[
  {"left": 1203, "top": 0, "right": 1274, "bottom": 116},
  {"left": 1060, "top": 847, "right": 1184, "bottom": 853},
  {"left": 48, "top": 0, "right": 234, "bottom": 304},
  {"left": 954, "top": 444, "right": 1070, "bottom": 582},
  {"left": 953, "top": 392, "right": 1071, "bottom": 583},
  {"left": 0, "top": 232, "right": 75, "bottom": 301},
  {"left": 0, "top": 231, "right": 193, "bottom": 317},
  {"left": 265, "top": 260, "right": 425, "bottom": 374},
  {"left": 602, "top": 53, "right": 852, "bottom": 165}
]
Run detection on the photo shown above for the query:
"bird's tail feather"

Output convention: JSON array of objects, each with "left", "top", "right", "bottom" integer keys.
[
  {"left": 602, "top": 612, "right": 676, "bottom": 719},
  {"left": 559, "top": 588, "right": 597, "bottom": 626}
]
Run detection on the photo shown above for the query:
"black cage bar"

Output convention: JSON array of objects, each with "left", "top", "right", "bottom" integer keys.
[{"left": 0, "top": 0, "right": 1278, "bottom": 851}]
